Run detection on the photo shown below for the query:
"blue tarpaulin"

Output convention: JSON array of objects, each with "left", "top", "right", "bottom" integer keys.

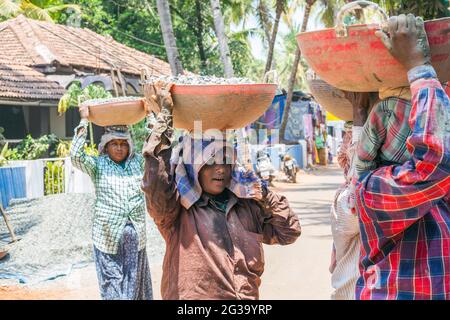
[{"left": 0, "top": 166, "right": 26, "bottom": 209}]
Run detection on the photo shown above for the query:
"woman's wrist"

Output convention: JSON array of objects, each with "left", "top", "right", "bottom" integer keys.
[{"left": 407, "top": 64, "right": 437, "bottom": 84}]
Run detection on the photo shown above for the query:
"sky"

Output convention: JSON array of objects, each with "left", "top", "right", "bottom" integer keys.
[{"left": 232, "top": 2, "right": 327, "bottom": 61}]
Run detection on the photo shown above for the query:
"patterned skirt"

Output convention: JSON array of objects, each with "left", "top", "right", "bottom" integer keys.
[{"left": 93, "top": 223, "right": 153, "bottom": 300}]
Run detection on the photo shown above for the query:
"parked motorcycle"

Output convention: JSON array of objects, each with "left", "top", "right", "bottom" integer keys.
[
  {"left": 279, "top": 153, "right": 299, "bottom": 183},
  {"left": 255, "top": 150, "right": 276, "bottom": 187}
]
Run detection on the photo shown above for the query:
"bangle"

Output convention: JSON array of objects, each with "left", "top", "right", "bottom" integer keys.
[{"left": 408, "top": 65, "right": 437, "bottom": 84}]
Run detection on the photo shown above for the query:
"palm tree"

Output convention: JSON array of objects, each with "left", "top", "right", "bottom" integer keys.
[
  {"left": 210, "top": 0, "right": 234, "bottom": 77},
  {"left": 0, "top": 0, "right": 79, "bottom": 22},
  {"left": 155, "top": 0, "right": 184, "bottom": 75},
  {"left": 162, "top": 0, "right": 208, "bottom": 72},
  {"left": 256, "top": 0, "right": 273, "bottom": 47},
  {"left": 194, "top": 0, "right": 207, "bottom": 70},
  {"left": 372, "top": 0, "right": 449, "bottom": 19},
  {"left": 224, "top": 0, "right": 274, "bottom": 50},
  {"left": 264, "top": 0, "right": 287, "bottom": 74},
  {"left": 280, "top": 0, "right": 317, "bottom": 144}
]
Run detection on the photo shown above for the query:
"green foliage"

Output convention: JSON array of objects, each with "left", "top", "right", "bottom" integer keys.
[
  {"left": 16, "top": 134, "right": 59, "bottom": 160},
  {"left": 1, "top": 146, "right": 21, "bottom": 162},
  {"left": 373, "top": 0, "right": 450, "bottom": 19},
  {"left": 0, "top": 143, "right": 9, "bottom": 167},
  {"left": 130, "top": 119, "right": 148, "bottom": 154},
  {"left": 56, "top": 140, "right": 71, "bottom": 157},
  {"left": 0, "top": 134, "right": 59, "bottom": 161},
  {"left": 58, "top": 0, "right": 260, "bottom": 77},
  {"left": 44, "top": 160, "right": 65, "bottom": 195},
  {"left": 58, "top": 81, "right": 112, "bottom": 114},
  {"left": 84, "top": 143, "right": 99, "bottom": 157},
  {"left": 0, "top": 0, "right": 80, "bottom": 22},
  {"left": 58, "top": 81, "right": 112, "bottom": 148}
]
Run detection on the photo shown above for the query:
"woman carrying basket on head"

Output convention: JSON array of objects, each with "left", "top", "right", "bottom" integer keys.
[{"left": 70, "top": 105, "right": 152, "bottom": 300}]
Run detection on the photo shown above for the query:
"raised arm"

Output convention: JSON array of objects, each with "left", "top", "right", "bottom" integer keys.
[
  {"left": 250, "top": 182, "right": 301, "bottom": 245},
  {"left": 141, "top": 81, "right": 181, "bottom": 234},
  {"left": 70, "top": 106, "right": 97, "bottom": 178}
]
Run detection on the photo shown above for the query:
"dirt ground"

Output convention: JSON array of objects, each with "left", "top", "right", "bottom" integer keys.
[{"left": 0, "top": 164, "right": 343, "bottom": 300}]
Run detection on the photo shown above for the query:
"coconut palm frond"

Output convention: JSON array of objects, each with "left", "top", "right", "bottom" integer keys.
[
  {"left": 230, "top": 27, "right": 264, "bottom": 41},
  {"left": 20, "top": 0, "right": 53, "bottom": 22},
  {"left": 0, "top": 0, "right": 21, "bottom": 18},
  {"left": 45, "top": 4, "right": 80, "bottom": 14},
  {"left": 255, "top": 0, "right": 272, "bottom": 41}
]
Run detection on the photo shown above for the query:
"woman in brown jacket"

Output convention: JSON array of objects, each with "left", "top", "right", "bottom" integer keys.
[{"left": 142, "top": 81, "right": 301, "bottom": 300}]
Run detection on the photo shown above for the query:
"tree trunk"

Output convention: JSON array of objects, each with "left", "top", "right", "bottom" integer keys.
[
  {"left": 257, "top": 0, "right": 272, "bottom": 48},
  {"left": 194, "top": 0, "right": 207, "bottom": 70},
  {"left": 280, "top": 0, "right": 315, "bottom": 144},
  {"left": 264, "top": 0, "right": 284, "bottom": 74},
  {"left": 156, "top": 0, "right": 184, "bottom": 75},
  {"left": 210, "top": 0, "right": 234, "bottom": 78}
]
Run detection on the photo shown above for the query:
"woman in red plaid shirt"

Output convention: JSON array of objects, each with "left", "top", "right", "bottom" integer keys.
[{"left": 355, "top": 14, "right": 449, "bottom": 300}]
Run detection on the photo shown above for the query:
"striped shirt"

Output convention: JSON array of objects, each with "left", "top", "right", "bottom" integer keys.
[
  {"left": 355, "top": 66, "right": 450, "bottom": 300},
  {"left": 330, "top": 126, "right": 362, "bottom": 300},
  {"left": 70, "top": 119, "right": 147, "bottom": 254}
]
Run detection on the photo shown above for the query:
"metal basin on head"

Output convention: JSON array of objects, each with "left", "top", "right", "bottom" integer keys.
[
  {"left": 145, "top": 83, "right": 277, "bottom": 131},
  {"left": 87, "top": 99, "right": 147, "bottom": 127},
  {"left": 296, "top": 1, "right": 450, "bottom": 92},
  {"left": 307, "top": 79, "right": 354, "bottom": 121},
  {"left": 85, "top": 84, "right": 277, "bottom": 130}
]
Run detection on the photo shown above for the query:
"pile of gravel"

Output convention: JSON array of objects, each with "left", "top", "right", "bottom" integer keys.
[
  {"left": 80, "top": 96, "right": 143, "bottom": 107},
  {"left": 143, "top": 75, "right": 256, "bottom": 85},
  {"left": 0, "top": 193, "right": 165, "bottom": 284}
]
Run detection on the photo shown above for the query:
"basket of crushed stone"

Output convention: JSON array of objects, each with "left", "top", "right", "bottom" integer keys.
[
  {"left": 143, "top": 75, "right": 277, "bottom": 131},
  {"left": 296, "top": 1, "right": 450, "bottom": 92},
  {"left": 81, "top": 96, "right": 147, "bottom": 127}
]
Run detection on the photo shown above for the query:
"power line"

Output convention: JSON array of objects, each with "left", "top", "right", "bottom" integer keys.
[{"left": 112, "top": 28, "right": 166, "bottom": 48}]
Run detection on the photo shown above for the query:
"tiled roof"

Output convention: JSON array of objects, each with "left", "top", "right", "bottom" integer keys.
[
  {"left": 0, "top": 62, "right": 65, "bottom": 101},
  {"left": 0, "top": 15, "right": 172, "bottom": 76}
]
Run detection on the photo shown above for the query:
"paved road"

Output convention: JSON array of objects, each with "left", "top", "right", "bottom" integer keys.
[{"left": 260, "top": 164, "right": 343, "bottom": 299}]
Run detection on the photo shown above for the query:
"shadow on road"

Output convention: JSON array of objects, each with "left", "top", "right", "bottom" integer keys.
[{"left": 289, "top": 198, "right": 334, "bottom": 228}]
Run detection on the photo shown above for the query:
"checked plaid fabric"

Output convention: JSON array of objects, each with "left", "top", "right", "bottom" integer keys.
[
  {"left": 355, "top": 66, "right": 450, "bottom": 300},
  {"left": 70, "top": 120, "right": 147, "bottom": 254},
  {"left": 354, "top": 97, "right": 412, "bottom": 177}
]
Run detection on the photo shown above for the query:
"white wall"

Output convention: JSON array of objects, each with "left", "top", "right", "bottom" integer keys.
[{"left": 7, "top": 158, "right": 94, "bottom": 199}]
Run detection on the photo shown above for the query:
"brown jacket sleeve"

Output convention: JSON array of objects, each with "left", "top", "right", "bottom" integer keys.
[
  {"left": 141, "top": 111, "right": 181, "bottom": 236},
  {"left": 257, "top": 190, "right": 301, "bottom": 245}
]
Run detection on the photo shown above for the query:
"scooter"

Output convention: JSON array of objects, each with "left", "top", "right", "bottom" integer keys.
[
  {"left": 279, "top": 153, "right": 299, "bottom": 183},
  {"left": 255, "top": 150, "right": 276, "bottom": 187}
]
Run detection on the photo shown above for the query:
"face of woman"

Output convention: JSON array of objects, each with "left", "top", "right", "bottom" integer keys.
[
  {"left": 199, "top": 162, "right": 232, "bottom": 195},
  {"left": 106, "top": 139, "right": 129, "bottom": 163}
]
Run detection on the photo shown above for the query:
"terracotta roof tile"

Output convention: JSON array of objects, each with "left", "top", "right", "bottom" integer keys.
[
  {"left": 0, "top": 63, "right": 65, "bottom": 101},
  {"left": 0, "top": 15, "right": 173, "bottom": 76}
]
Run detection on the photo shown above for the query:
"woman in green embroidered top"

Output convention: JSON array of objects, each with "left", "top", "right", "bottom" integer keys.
[{"left": 70, "top": 105, "right": 152, "bottom": 300}]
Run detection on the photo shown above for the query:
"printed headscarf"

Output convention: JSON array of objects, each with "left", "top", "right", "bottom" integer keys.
[{"left": 171, "top": 133, "right": 260, "bottom": 210}]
